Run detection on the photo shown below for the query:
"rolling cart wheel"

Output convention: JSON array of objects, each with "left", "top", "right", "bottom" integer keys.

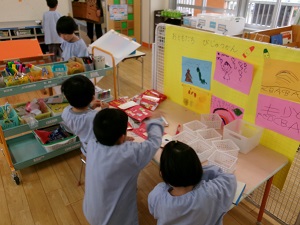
[{"left": 12, "top": 174, "right": 20, "bottom": 185}]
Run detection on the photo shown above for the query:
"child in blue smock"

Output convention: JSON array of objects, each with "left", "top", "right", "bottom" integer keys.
[
  {"left": 83, "top": 108, "right": 164, "bottom": 225},
  {"left": 42, "top": 0, "right": 63, "bottom": 62},
  {"left": 148, "top": 141, "right": 237, "bottom": 225},
  {"left": 61, "top": 75, "right": 108, "bottom": 156},
  {"left": 56, "top": 16, "right": 88, "bottom": 61}
]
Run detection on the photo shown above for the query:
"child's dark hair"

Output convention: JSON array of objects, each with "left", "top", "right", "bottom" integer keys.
[
  {"left": 93, "top": 108, "right": 128, "bottom": 146},
  {"left": 56, "top": 16, "right": 78, "bottom": 35},
  {"left": 160, "top": 141, "right": 203, "bottom": 187},
  {"left": 61, "top": 75, "right": 95, "bottom": 108},
  {"left": 46, "top": 0, "right": 58, "bottom": 8}
]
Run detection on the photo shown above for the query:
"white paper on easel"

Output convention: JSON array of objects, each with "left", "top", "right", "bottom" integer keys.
[{"left": 88, "top": 29, "right": 141, "bottom": 67}]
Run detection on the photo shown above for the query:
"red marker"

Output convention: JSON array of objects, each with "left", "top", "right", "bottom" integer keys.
[
  {"left": 175, "top": 124, "right": 181, "bottom": 135},
  {"left": 242, "top": 46, "right": 255, "bottom": 58}
]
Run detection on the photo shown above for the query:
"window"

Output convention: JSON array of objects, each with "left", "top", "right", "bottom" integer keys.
[
  {"left": 173, "top": 0, "right": 300, "bottom": 29},
  {"left": 246, "top": 0, "right": 300, "bottom": 29}
]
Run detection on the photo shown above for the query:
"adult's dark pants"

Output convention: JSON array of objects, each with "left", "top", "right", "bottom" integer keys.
[{"left": 86, "top": 22, "right": 103, "bottom": 40}]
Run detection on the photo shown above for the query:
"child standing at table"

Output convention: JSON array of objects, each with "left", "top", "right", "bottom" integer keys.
[
  {"left": 61, "top": 75, "right": 108, "bottom": 156},
  {"left": 83, "top": 108, "right": 164, "bottom": 225},
  {"left": 56, "top": 16, "right": 88, "bottom": 61},
  {"left": 148, "top": 140, "right": 237, "bottom": 225},
  {"left": 42, "top": 0, "right": 63, "bottom": 62}
]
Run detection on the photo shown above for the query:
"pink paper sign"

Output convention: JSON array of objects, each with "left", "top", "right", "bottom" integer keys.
[
  {"left": 214, "top": 52, "right": 254, "bottom": 94},
  {"left": 256, "top": 94, "right": 300, "bottom": 141},
  {"left": 210, "top": 96, "right": 244, "bottom": 125}
]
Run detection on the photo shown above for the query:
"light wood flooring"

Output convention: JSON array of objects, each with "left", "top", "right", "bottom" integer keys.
[{"left": 0, "top": 44, "right": 282, "bottom": 225}]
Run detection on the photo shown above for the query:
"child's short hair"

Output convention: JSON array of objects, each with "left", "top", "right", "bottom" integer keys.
[
  {"left": 56, "top": 16, "right": 78, "bottom": 35},
  {"left": 46, "top": 0, "right": 58, "bottom": 8},
  {"left": 160, "top": 141, "right": 203, "bottom": 187},
  {"left": 61, "top": 75, "right": 95, "bottom": 108},
  {"left": 93, "top": 108, "right": 128, "bottom": 146}
]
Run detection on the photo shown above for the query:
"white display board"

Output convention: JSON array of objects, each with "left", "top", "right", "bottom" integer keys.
[{"left": 89, "top": 29, "right": 140, "bottom": 67}]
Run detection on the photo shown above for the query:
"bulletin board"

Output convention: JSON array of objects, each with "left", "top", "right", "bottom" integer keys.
[
  {"left": 154, "top": 24, "right": 300, "bottom": 188},
  {"left": 0, "top": 0, "right": 70, "bottom": 22}
]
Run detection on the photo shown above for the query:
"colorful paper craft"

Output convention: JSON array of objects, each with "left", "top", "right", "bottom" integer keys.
[
  {"left": 124, "top": 105, "right": 152, "bottom": 122},
  {"left": 214, "top": 52, "right": 254, "bottom": 95}
]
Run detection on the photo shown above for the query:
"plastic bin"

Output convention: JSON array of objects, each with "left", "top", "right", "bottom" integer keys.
[
  {"left": 207, "top": 150, "right": 238, "bottom": 173},
  {"left": 196, "top": 128, "right": 222, "bottom": 146},
  {"left": 44, "top": 95, "right": 69, "bottom": 116},
  {"left": 52, "top": 64, "right": 68, "bottom": 77},
  {"left": 188, "top": 139, "right": 215, "bottom": 163},
  {"left": 14, "top": 100, "right": 51, "bottom": 124},
  {"left": 33, "top": 124, "right": 77, "bottom": 152},
  {"left": 183, "top": 120, "right": 207, "bottom": 136},
  {"left": 200, "top": 113, "right": 222, "bottom": 129},
  {"left": 223, "top": 119, "right": 263, "bottom": 154},
  {"left": 0, "top": 104, "right": 19, "bottom": 130},
  {"left": 212, "top": 139, "right": 239, "bottom": 157},
  {"left": 172, "top": 131, "right": 198, "bottom": 144}
]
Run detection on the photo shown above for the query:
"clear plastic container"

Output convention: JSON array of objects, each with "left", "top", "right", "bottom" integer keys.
[
  {"left": 208, "top": 150, "right": 238, "bottom": 173},
  {"left": 183, "top": 120, "right": 207, "bottom": 136},
  {"left": 196, "top": 128, "right": 222, "bottom": 146},
  {"left": 212, "top": 139, "right": 239, "bottom": 157},
  {"left": 172, "top": 131, "right": 198, "bottom": 144},
  {"left": 200, "top": 113, "right": 222, "bottom": 129},
  {"left": 188, "top": 139, "right": 215, "bottom": 163},
  {"left": 223, "top": 119, "right": 263, "bottom": 154}
]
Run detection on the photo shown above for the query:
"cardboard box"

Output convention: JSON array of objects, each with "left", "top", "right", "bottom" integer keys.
[{"left": 72, "top": 1, "right": 100, "bottom": 23}]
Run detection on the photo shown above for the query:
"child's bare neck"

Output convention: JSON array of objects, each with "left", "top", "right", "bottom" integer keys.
[
  {"left": 70, "top": 35, "right": 79, "bottom": 43},
  {"left": 49, "top": 7, "right": 57, "bottom": 11},
  {"left": 72, "top": 106, "right": 89, "bottom": 113},
  {"left": 169, "top": 186, "right": 194, "bottom": 196}
]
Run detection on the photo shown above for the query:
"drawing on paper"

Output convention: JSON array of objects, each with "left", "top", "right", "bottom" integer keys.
[
  {"left": 210, "top": 95, "right": 244, "bottom": 125},
  {"left": 261, "top": 59, "right": 300, "bottom": 102},
  {"left": 182, "top": 84, "right": 211, "bottom": 113},
  {"left": 256, "top": 94, "right": 300, "bottom": 141},
  {"left": 182, "top": 56, "right": 212, "bottom": 90},
  {"left": 185, "top": 69, "right": 193, "bottom": 83},
  {"left": 214, "top": 51, "right": 254, "bottom": 95}
]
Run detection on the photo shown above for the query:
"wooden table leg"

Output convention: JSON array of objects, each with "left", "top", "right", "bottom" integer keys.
[{"left": 257, "top": 176, "right": 274, "bottom": 224}]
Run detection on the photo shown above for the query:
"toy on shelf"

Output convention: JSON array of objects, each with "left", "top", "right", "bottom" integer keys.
[
  {"left": 52, "top": 64, "right": 68, "bottom": 77},
  {"left": 66, "top": 57, "right": 86, "bottom": 75},
  {"left": 44, "top": 95, "right": 70, "bottom": 116},
  {"left": 27, "top": 64, "right": 54, "bottom": 81},
  {"left": 3, "top": 61, "right": 29, "bottom": 87},
  {"left": 0, "top": 103, "right": 19, "bottom": 130},
  {"left": 33, "top": 124, "right": 77, "bottom": 152},
  {"left": 14, "top": 99, "right": 51, "bottom": 124}
]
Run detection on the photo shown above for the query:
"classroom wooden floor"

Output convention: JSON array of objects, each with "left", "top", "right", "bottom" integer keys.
[{"left": 0, "top": 39, "right": 282, "bottom": 224}]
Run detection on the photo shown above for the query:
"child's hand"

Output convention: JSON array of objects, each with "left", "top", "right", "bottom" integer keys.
[
  {"left": 90, "top": 99, "right": 101, "bottom": 109},
  {"left": 126, "top": 136, "right": 134, "bottom": 141},
  {"left": 150, "top": 110, "right": 163, "bottom": 119},
  {"left": 100, "top": 101, "right": 109, "bottom": 109}
]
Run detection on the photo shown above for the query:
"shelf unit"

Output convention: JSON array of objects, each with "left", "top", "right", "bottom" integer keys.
[
  {"left": 0, "top": 21, "right": 80, "bottom": 54},
  {"left": 0, "top": 61, "right": 115, "bottom": 185}
]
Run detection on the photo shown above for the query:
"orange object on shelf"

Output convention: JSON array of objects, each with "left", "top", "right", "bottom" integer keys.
[{"left": 0, "top": 39, "right": 44, "bottom": 61}]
